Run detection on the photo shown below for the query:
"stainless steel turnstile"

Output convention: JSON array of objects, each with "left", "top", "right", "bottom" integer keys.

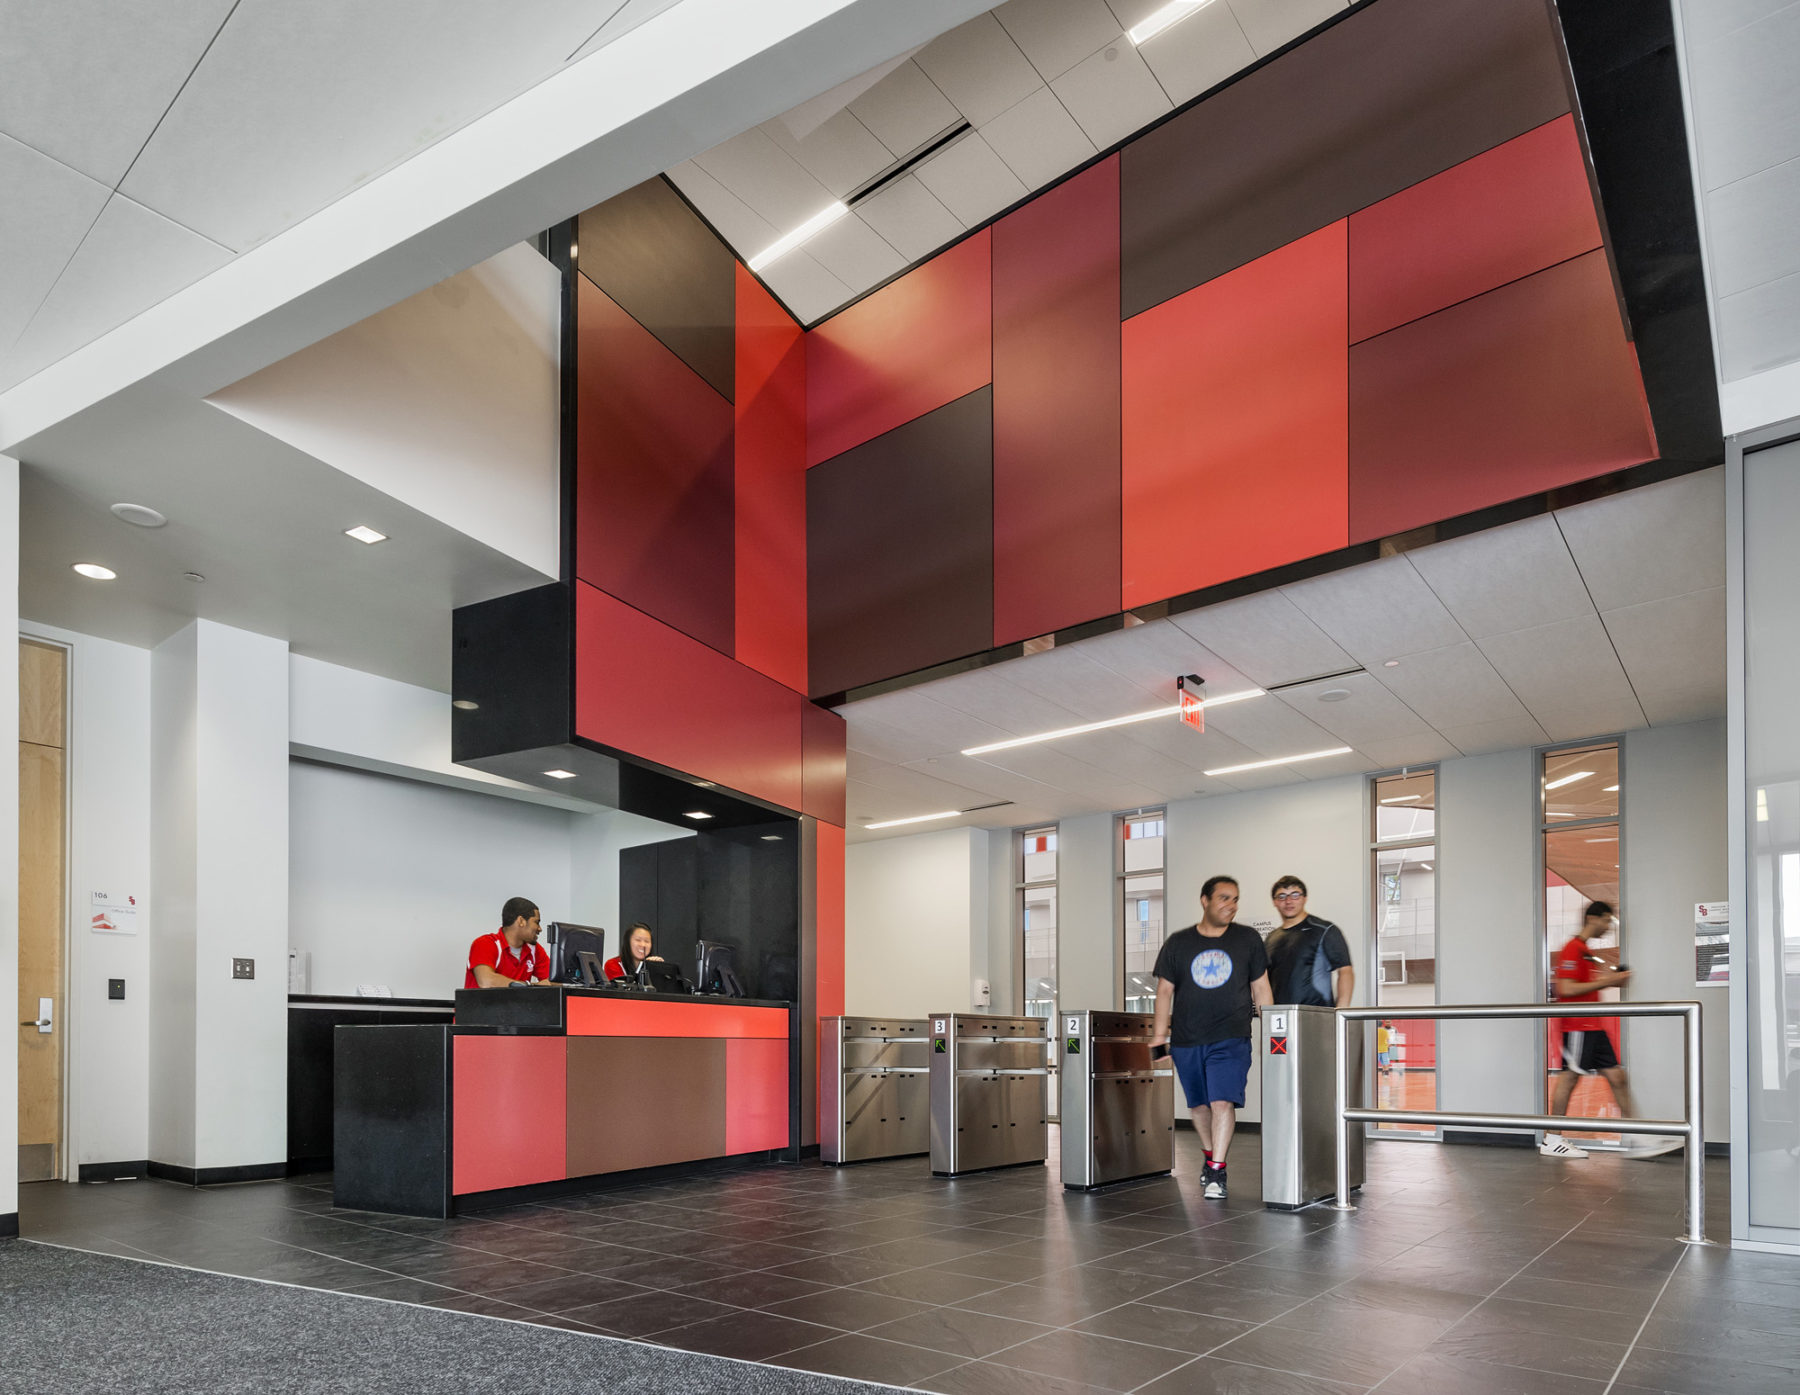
[
  {"left": 1060, "top": 1010, "right": 1174, "bottom": 1190},
  {"left": 821, "top": 1017, "right": 930, "bottom": 1164},
  {"left": 929, "top": 1013, "right": 1050, "bottom": 1177},
  {"left": 1261, "top": 1005, "right": 1364, "bottom": 1209}
]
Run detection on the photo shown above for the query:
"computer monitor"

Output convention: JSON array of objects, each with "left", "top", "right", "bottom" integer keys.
[
  {"left": 694, "top": 940, "right": 745, "bottom": 997},
  {"left": 575, "top": 950, "right": 606, "bottom": 988},
  {"left": 547, "top": 923, "right": 606, "bottom": 984},
  {"left": 639, "top": 959, "right": 689, "bottom": 994}
]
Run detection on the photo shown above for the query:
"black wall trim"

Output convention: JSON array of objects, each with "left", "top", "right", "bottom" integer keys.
[
  {"left": 1443, "top": 1129, "right": 1536, "bottom": 1149},
  {"left": 147, "top": 1161, "right": 287, "bottom": 1187},
  {"left": 0, "top": 1212, "right": 17, "bottom": 1239},
  {"left": 78, "top": 1161, "right": 148, "bottom": 1184}
]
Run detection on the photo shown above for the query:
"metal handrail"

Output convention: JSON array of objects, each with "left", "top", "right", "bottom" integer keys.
[{"left": 1333, "top": 1002, "right": 1706, "bottom": 1244}]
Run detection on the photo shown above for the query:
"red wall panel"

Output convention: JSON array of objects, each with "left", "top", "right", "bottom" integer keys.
[
  {"left": 1349, "top": 115, "right": 1601, "bottom": 342},
  {"left": 735, "top": 265, "right": 809, "bottom": 693},
  {"left": 1348, "top": 248, "right": 1656, "bottom": 543},
  {"left": 806, "top": 229, "right": 991, "bottom": 467},
  {"left": 815, "top": 820, "right": 845, "bottom": 1017},
  {"left": 992, "top": 156, "right": 1122, "bottom": 646},
  {"left": 801, "top": 701, "right": 848, "bottom": 828},
  {"left": 452, "top": 1035, "right": 566, "bottom": 1195},
  {"left": 568, "top": 997, "right": 789, "bottom": 1039},
  {"left": 576, "top": 278, "right": 735, "bottom": 655},
  {"left": 725, "top": 1038, "right": 790, "bottom": 1154},
  {"left": 1121, "top": 222, "right": 1349, "bottom": 609},
  {"left": 574, "top": 581, "right": 805, "bottom": 812}
]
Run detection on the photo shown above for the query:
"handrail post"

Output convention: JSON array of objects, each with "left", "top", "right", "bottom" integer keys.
[
  {"left": 1684, "top": 1002, "right": 1706, "bottom": 1244},
  {"left": 1331, "top": 1007, "right": 1355, "bottom": 1210}
]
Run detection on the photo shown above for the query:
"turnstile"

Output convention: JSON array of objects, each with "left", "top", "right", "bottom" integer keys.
[
  {"left": 1261, "top": 1004, "right": 1364, "bottom": 1209},
  {"left": 820, "top": 1016, "right": 930, "bottom": 1164},
  {"left": 929, "top": 1013, "right": 1050, "bottom": 1176},
  {"left": 1059, "top": 1010, "right": 1174, "bottom": 1190}
]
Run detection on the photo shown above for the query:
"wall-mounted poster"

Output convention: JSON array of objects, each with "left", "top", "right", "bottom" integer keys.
[
  {"left": 1695, "top": 901, "right": 1729, "bottom": 985},
  {"left": 90, "top": 890, "right": 140, "bottom": 935}
]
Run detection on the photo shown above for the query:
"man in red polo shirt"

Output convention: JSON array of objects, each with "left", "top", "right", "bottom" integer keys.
[{"left": 465, "top": 897, "right": 550, "bottom": 988}]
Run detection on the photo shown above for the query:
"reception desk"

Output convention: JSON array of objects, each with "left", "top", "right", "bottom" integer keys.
[{"left": 333, "top": 987, "right": 795, "bottom": 1216}]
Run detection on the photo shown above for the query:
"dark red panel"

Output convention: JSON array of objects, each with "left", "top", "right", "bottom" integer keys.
[
  {"left": 1121, "top": 223, "right": 1349, "bottom": 610},
  {"left": 568, "top": 996, "right": 788, "bottom": 1038},
  {"left": 801, "top": 701, "right": 847, "bottom": 828},
  {"left": 992, "top": 156, "right": 1121, "bottom": 646},
  {"left": 576, "top": 277, "right": 735, "bottom": 655},
  {"left": 806, "top": 229, "right": 991, "bottom": 467},
  {"left": 725, "top": 1038, "right": 790, "bottom": 1154},
  {"left": 1349, "top": 115, "right": 1602, "bottom": 342},
  {"left": 734, "top": 265, "right": 809, "bottom": 694},
  {"left": 1348, "top": 249, "right": 1657, "bottom": 543},
  {"left": 575, "top": 581, "right": 805, "bottom": 812},
  {"left": 452, "top": 1035, "right": 566, "bottom": 1194}
]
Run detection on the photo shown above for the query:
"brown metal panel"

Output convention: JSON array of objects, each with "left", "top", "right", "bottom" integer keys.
[
  {"left": 565, "top": 1037, "right": 727, "bottom": 1176},
  {"left": 1120, "top": 0, "right": 1570, "bottom": 318},
  {"left": 806, "top": 387, "right": 994, "bottom": 697},
  {"left": 578, "top": 177, "right": 736, "bottom": 400}
]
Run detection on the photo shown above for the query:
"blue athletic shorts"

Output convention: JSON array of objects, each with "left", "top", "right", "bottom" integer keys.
[{"left": 1171, "top": 1038, "right": 1252, "bottom": 1109}]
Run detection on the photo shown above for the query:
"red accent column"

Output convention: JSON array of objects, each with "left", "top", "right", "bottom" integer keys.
[
  {"left": 735, "top": 265, "right": 808, "bottom": 693},
  {"left": 725, "top": 1038, "right": 791, "bottom": 1153},
  {"left": 452, "top": 1035, "right": 567, "bottom": 1195},
  {"left": 992, "top": 156, "right": 1122, "bottom": 646}
]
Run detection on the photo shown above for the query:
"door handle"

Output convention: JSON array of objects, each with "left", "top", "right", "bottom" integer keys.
[{"left": 21, "top": 997, "right": 52, "bottom": 1033}]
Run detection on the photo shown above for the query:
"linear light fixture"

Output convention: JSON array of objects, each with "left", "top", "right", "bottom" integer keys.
[
  {"left": 1543, "top": 770, "right": 1594, "bottom": 791},
  {"left": 1128, "top": 0, "right": 1220, "bottom": 45},
  {"left": 748, "top": 202, "right": 849, "bottom": 271},
  {"left": 864, "top": 809, "right": 962, "bottom": 830},
  {"left": 961, "top": 688, "right": 1264, "bottom": 757},
  {"left": 1380, "top": 795, "right": 1422, "bottom": 804},
  {"left": 1203, "top": 746, "right": 1352, "bottom": 777},
  {"left": 684, "top": 810, "right": 714, "bottom": 820},
  {"left": 1584, "top": 836, "right": 1619, "bottom": 844}
]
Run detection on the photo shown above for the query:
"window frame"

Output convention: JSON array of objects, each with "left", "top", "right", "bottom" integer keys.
[
  {"left": 1016, "top": 824, "right": 1059, "bottom": 1021},
  {"left": 1117, "top": 808, "right": 1167, "bottom": 1014},
  {"left": 1368, "top": 765, "right": 1439, "bottom": 1140}
]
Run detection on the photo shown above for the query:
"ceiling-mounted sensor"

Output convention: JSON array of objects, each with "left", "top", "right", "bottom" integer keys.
[{"left": 111, "top": 502, "right": 167, "bottom": 528}]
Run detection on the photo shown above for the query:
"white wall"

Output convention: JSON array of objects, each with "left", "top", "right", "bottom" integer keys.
[
  {"left": 1056, "top": 812, "right": 1117, "bottom": 1012},
  {"left": 1, "top": 456, "right": 18, "bottom": 1219},
  {"left": 148, "top": 623, "right": 198, "bottom": 1169},
  {"left": 845, "top": 827, "right": 988, "bottom": 1019},
  {"left": 567, "top": 808, "right": 697, "bottom": 948}
]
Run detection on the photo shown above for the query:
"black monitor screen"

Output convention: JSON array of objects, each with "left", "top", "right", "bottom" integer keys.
[
  {"left": 549, "top": 924, "right": 606, "bottom": 984},
  {"left": 640, "top": 960, "right": 688, "bottom": 993},
  {"left": 695, "top": 940, "right": 745, "bottom": 997}
]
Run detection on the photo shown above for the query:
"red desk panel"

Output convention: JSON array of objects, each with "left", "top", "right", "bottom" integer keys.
[
  {"left": 566, "top": 996, "right": 789, "bottom": 1039},
  {"left": 451, "top": 1035, "right": 566, "bottom": 1196}
]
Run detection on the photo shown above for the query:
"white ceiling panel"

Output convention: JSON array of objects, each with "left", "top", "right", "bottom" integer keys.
[
  {"left": 566, "top": 0, "right": 687, "bottom": 63},
  {"left": 916, "top": 131, "right": 1032, "bottom": 226},
  {"left": 855, "top": 174, "right": 966, "bottom": 262},
  {"left": 1370, "top": 641, "right": 1528, "bottom": 728},
  {"left": 1111, "top": 715, "right": 1266, "bottom": 779},
  {"left": 1050, "top": 37, "right": 1173, "bottom": 149},
  {"left": 915, "top": 13, "right": 1047, "bottom": 127},
  {"left": 1170, "top": 591, "right": 1355, "bottom": 687},
  {"left": 1103, "top": 1, "right": 1164, "bottom": 30},
  {"left": 1361, "top": 732, "right": 1463, "bottom": 769},
  {"left": 1275, "top": 671, "right": 1433, "bottom": 745},
  {"left": 665, "top": 161, "right": 777, "bottom": 253},
  {"left": 0, "top": 0, "right": 233, "bottom": 187},
  {"left": 912, "top": 665, "right": 1087, "bottom": 733},
  {"left": 1555, "top": 467, "right": 1726, "bottom": 612},
  {"left": 1051, "top": 728, "right": 1214, "bottom": 792},
  {"left": 1475, "top": 615, "right": 1644, "bottom": 724},
  {"left": 804, "top": 213, "right": 908, "bottom": 289},
  {"left": 1530, "top": 699, "right": 1650, "bottom": 744},
  {"left": 841, "top": 712, "right": 946, "bottom": 766},
  {"left": 845, "top": 756, "right": 995, "bottom": 809},
  {"left": 3, "top": 195, "right": 232, "bottom": 387},
  {"left": 763, "top": 108, "right": 896, "bottom": 198},
  {"left": 849, "top": 687, "right": 1018, "bottom": 757},
  {"left": 1601, "top": 587, "right": 1728, "bottom": 725},
  {"left": 1137, "top": 1, "right": 1257, "bottom": 105},
  {"left": 1229, "top": 0, "right": 1348, "bottom": 56},
  {"left": 1282, "top": 556, "right": 1468, "bottom": 664},
  {"left": 914, "top": 751, "right": 1093, "bottom": 808},
  {"left": 1440, "top": 714, "right": 1551, "bottom": 756},
  {"left": 1407, "top": 515, "right": 1592, "bottom": 639},
  {"left": 982, "top": 87, "right": 1098, "bottom": 188},
  {"left": 1199, "top": 692, "right": 1347, "bottom": 759},
  {"left": 1074, "top": 618, "right": 1258, "bottom": 700},
  {"left": 780, "top": 50, "right": 924, "bottom": 143},
  {"left": 996, "top": 0, "right": 1126, "bottom": 81},
  {"left": 755, "top": 249, "right": 853, "bottom": 325},
  {"left": 998, "top": 645, "right": 1168, "bottom": 720},
  {"left": 847, "top": 59, "right": 963, "bottom": 155},
  {"left": 971, "top": 742, "right": 1168, "bottom": 808},
  {"left": 693, "top": 127, "right": 840, "bottom": 230},
  {"left": 0, "top": 136, "right": 109, "bottom": 361}
]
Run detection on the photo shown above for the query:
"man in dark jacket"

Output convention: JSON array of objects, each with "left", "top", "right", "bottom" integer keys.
[{"left": 1263, "top": 876, "right": 1354, "bottom": 1008}]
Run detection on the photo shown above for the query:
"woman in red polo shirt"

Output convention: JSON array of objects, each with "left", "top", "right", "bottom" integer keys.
[
  {"left": 603, "top": 922, "right": 663, "bottom": 983},
  {"left": 465, "top": 897, "right": 550, "bottom": 988}
]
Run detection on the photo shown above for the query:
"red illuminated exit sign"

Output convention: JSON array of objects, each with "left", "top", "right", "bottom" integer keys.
[{"left": 1177, "top": 674, "right": 1205, "bottom": 733}]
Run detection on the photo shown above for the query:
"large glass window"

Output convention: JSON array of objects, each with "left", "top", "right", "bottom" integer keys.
[
  {"left": 1019, "top": 827, "right": 1058, "bottom": 1021},
  {"left": 1120, "top": 812, "right": 1166, "bottom": 1013},
  {"left": 1541, "top": 742, "right": 1622, "bottom": 1143},
  {"left": 1372, "top": 769, "right": 1436, "bottom": 1133}
]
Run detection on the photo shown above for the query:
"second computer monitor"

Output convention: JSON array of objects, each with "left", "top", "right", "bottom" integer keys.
[{"left": 694, "top": 940, "right": 745, "bottom": 997}]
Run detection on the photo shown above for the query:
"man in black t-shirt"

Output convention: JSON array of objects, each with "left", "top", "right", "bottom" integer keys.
[
  {"left": 1150, "top": 875, "right": 1273, "bottom": 1200},
  {"left": 1264, "top": 876, "right": 1355, "bottom": 1008}
]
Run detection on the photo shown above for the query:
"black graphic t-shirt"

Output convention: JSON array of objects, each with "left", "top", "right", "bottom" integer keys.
[
  {"left": 1264, "top": 915, "right": 1352, "bottom": 1007},
  {"left": 1153, "top": 923, "right": 1269, "bottom": 1045}
]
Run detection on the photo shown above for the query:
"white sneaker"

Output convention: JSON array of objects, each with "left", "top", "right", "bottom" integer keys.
[
  {"left": 1540, "top": 1136, "right": 1589, "bottom": 1159},
  {"left": 1622, "top": 1136, "right": 1684, "bottom": 1159}
]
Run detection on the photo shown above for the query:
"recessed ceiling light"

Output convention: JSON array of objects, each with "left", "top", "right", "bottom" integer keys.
[
  {"left": 1128, "top": 0, "right": 1220, "bottom": 45},
  {"left": 761, "top": 835, "right": 783, "bottom": 841},
  {"left": 1384, "top": 660, "right": 1400, "bottom": 668},
  {"left": 1203, "top": 746, "right": 1353, "bottom": 777},
  {"left": 451, "top": 699, "right": 479, "bottom": 711},
  {"left": 543, "top": 769, "right": 577, "bottom": 779},
  {"left": 345, "top": 525, "right": 387, "bottom": 544},
  {"left": 110, "top": 502, "right": 167, "bottom": 528},
  {"left": 961, "top": 688, "right": 1264, "bottom": 757},
  {"left": 1543, "top": 770, "right": 1593, "bottom": 791},
  {"left": 1318, "top": 688, "right": 1351, "bottom": 703},
  {"left": 693, "top": 781, "right": 715, "bottom": 789},
  {"left": 684, "top": 810, "right": 714, "bottom": 820},
  {"left": 864, "top": 810, "right": 962, "bottom": 830},
  {"left": 749, "top": 202, "right": 849, "bottom": 271},
  {"left": 72, "top": 563, "right": 116, "bottom": 580},
  {"left": 182, "top": 572, "right": 205, "bottom": 583},
  {"left": 1380, "top": 795, "right": 1422, "bottom": 804}
]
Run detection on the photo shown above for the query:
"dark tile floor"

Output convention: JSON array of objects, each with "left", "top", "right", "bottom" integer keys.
[{"left": 19, "top": 1132, "right": 1794, "bottom": 1394}]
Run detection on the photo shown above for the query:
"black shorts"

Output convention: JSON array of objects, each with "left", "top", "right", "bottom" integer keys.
[{"left": 1559, "top": 1030, "right": 1619, "bottom": 1076}]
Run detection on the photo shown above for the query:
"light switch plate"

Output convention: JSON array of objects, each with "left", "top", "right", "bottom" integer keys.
[{"left": 232, "top": 958, "right": 255, "bottom": 980}]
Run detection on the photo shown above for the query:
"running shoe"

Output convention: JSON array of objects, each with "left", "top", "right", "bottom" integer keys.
[
  {"left": 1539, "top": 1136, "right": 1589, "bottom": 1159},
  {"left": 1622, "top": 1135, "right": 1684, "bottom": 1159},
  {"left": 1202, "top": 1165, "right": 1227, "bottom": 1200}
]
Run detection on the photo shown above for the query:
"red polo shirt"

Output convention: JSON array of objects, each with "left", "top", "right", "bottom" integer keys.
[
  {"left": 465, "top": 931, "right": 550, "bottom": 989},
  {"left": 1555, "top": 935, "right": 1603, "bottom": 1032}
]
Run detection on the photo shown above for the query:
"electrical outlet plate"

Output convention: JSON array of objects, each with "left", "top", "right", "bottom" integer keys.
[{"left": 232, "top": 958, "right": 255, "bottom": 980}]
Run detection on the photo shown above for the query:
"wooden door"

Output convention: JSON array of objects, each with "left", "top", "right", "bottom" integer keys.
[{"left": 19, "top": 639, "right": 66, "bottom": 1183}]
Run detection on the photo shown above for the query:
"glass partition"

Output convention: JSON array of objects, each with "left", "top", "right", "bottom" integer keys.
[
  {"left": 1372, "top": 770, "right": 1437, "bottom": 1133},
  {"left": 1019, "top": 827, "right": 1058, "bottom": 1021},
  {"left": 1120, "top": 812, "right": 1166, "bottom": 1012}
]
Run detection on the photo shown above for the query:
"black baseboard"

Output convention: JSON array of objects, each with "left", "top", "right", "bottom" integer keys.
[
  {"left": 0, "top": 1211, "right": 17, "bottom": 1239},
  {"left": 1707, "top": 1141, "right": 1729, "bottom": 1158},
  {"left": 1173, "top": 1119, "right": 1260, "bottom": 1134},
  {"left": 1444, "top": 1130, "right": 1534, "bottom": 1149},
  {"left": 78, "top": 1161, "right": 148, "bottom": 1183},
  {"left": 147, "top": 1161, "right": 288, "bottom": 1187},
  {"left": 286, "top": 1156, "right": 332, "bottom": 1177},
  {"left": 799, "top": 1143, "right": 820, "bottom": 1160},
  {"left": 454, "top": 1149, "right": 792, "bottom": 1214}
]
